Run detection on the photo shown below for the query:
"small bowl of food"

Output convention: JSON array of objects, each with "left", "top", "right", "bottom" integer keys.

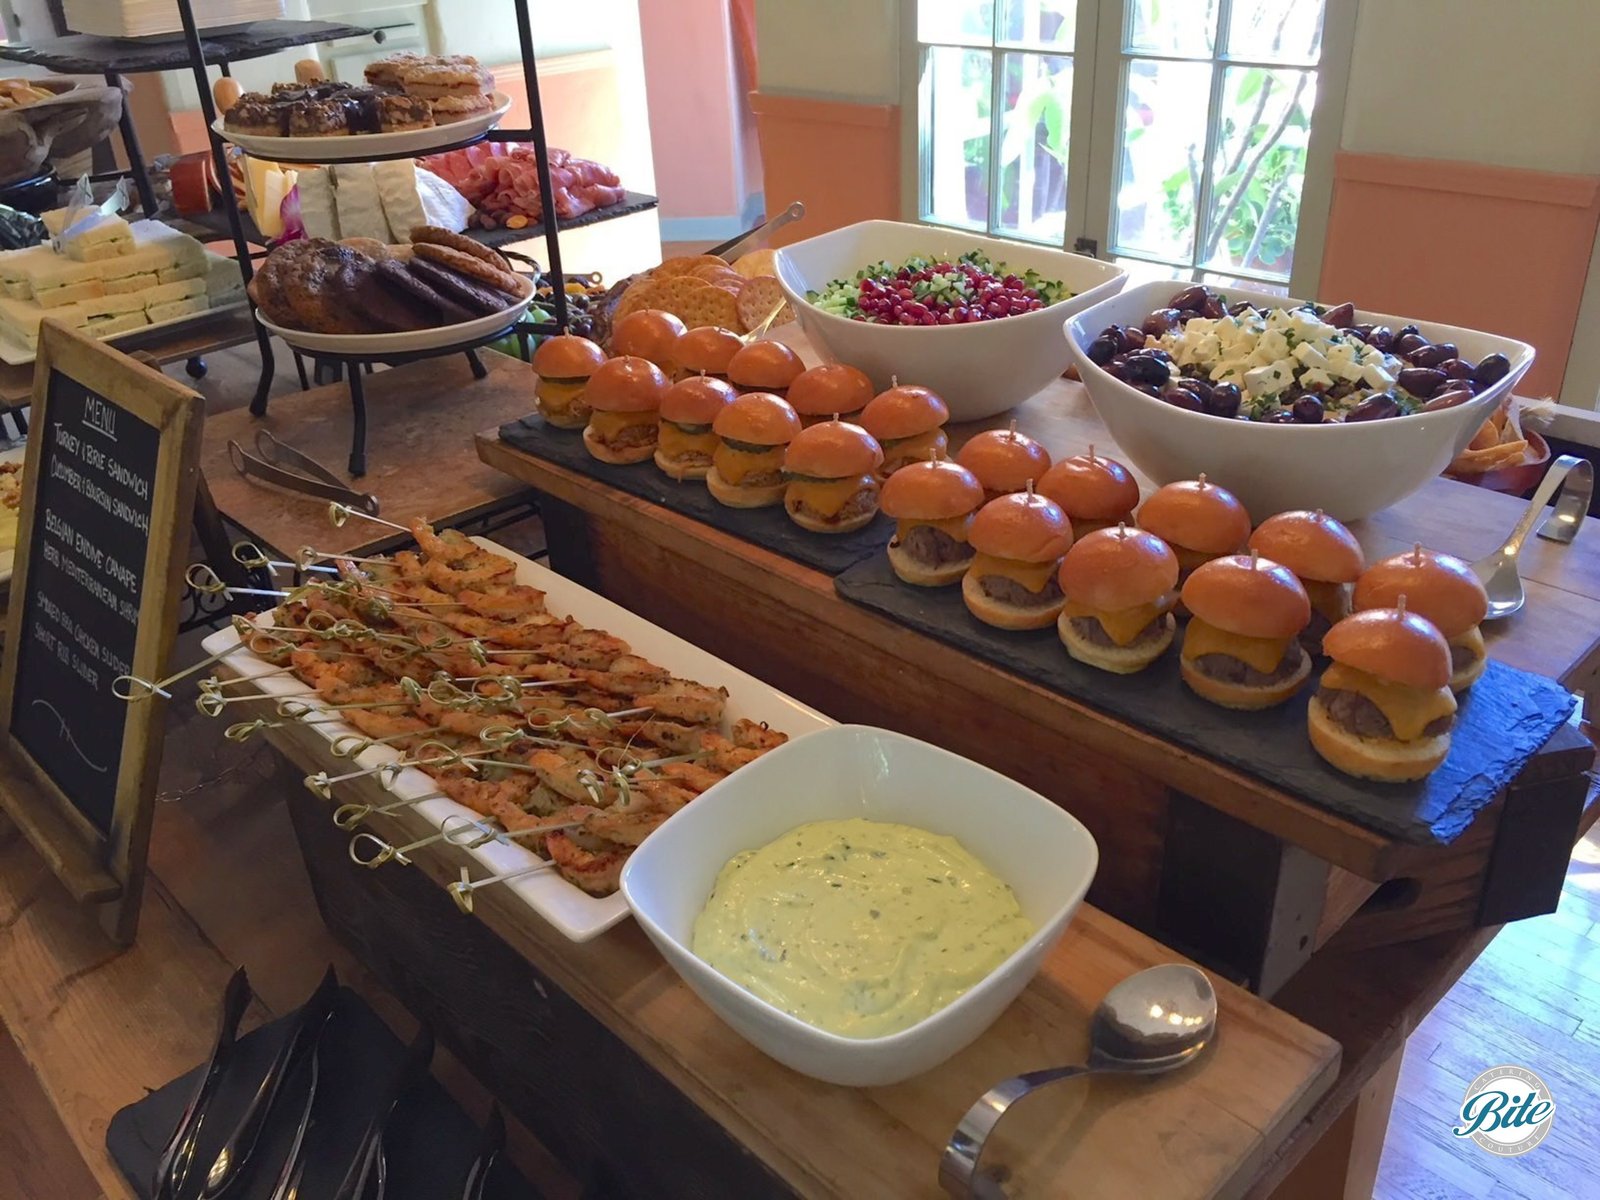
[
  {"left": 620, "top": 724, "right": 1098, "bottom": 1086},
  {"left": 776, "top": 220, "right": 1125, "bottom": 422},
  {"left": 1065, "top": 279, "right": 1535, "bottom": 521}
]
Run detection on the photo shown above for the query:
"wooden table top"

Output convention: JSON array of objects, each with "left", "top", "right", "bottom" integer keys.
[
  {"left": 242, "top": 700, "right": 1341, "bottom": 1200},
  {"left": 204, "top": 350, "right": 537, "bottom": 559}
]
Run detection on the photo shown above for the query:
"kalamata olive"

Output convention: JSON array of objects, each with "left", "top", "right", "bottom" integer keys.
[
  {"left": 1198, "top": 296, "right": 1226, "bottom": 319},
  {"left": 1160, "top": 386, "right": 1204, "bottom": 412},
  {"left": 1364, "top": 325, "right": 1395, "bottom": 352},
  {"left": 1142, "top": 307, "right": 1182, "bottom": 336},
  {"left": 1265, "top": 410, "right": 1299, "bottom": 424},
  {"left": 1170, "top": 284, "right": 1210, "bottom": 312},
  {"left": 1321, "top": 302, "right": 1355, "bottom": 328},
  {"left": 1396, "top": 367, "right": 1448, "bottom": 398},
  {"left": 1407, "top": 342, "right": 1458, "bottom": 368},
  {"left": 1345, "top": 323, "right": 1374, "bottom": 342},
  {"left": 1228, "top": 300, "right": 1259, "bottom": 317},
  {"left": 1086, "top": 335, "right": 1121, "bottom": 366},
  {"left": 1474, "top": 352, "right": 1511, "bottom": 386},
  {"left": 1345, "top": 392, "right": 1401, "bottom": 422},
  {"left": 1435, "top": 358, "right": 1475, "bottom": 381},
  {"left": 1291, "top": 394, "right": 1326, "bottom": 424},
  {"left": 1135, "top": 382, "right": 1164, "bottom": 398},
  {"left": 1104, "top": 360, "right": 1130, "bottom": 381},
  {"left": 1175, "top": 376, "right": 1214, "bottom": 401},
  {"left": 1123, "top": 355, "right": 1171, "bottom": 385},
  {"left": 1120, "top": 326, "right": 1149, "bottom": 354},
  {"left": 1396, "top": 324, "right": 1420, "bottom": 339},
  {"left": 1422, "top": 387, "right": 1474, "bottom": 412},
  {"left": 1203, "top": 382, "right": 1242, "bottom": 418},
  {"left": 1136, "top": 346, "right": 1173, "bottom": 364},
  {"left": 1394, "top": 332, "right": 1430, "bottom": 356}
]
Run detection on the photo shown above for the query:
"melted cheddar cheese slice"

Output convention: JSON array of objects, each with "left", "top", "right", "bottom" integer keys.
[
  {"left": 880, "top": 429, "right": 946, "bottom": 465},
  {"left": 1449, "top": 626, "right": 1485, "bottom": 657},
  {"left": 588, "top": 410, "right": 657, "bottom": 440},
  {"left": 969, "top": 552, "right": 1057, "bottom": 594},
  {"left": 1182, "top": 618, "right": 1290, "bottom": 674},
  {"left": 1321, "top": 662, "right": 1457, "bottom": 742},
  {"left": 713, "top": 443, "right": 784, "bottom": 484},
  {"left": 786, "top": 475, "right": 875, "bottom": 518},
  {"left": 1060, "top": 599, "right": 1170, "bottom": 647},
  {"left": 894, "top": 514, "right": 972, "bottom": 544},
  {"left": 659, "top": 423, "right": 718, "bottom": 460},
  {"left": 538, "top": 379, "right": 587, "bottom": 414}
]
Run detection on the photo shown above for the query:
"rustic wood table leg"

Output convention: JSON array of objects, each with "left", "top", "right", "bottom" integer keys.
[{"left": 1266, "top": 1045, "right": 1403, "bottom": 1200}]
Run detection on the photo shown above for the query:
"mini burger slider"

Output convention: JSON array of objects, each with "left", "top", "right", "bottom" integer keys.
[
  {"left": 531, "top": 334, "right": 607, "bottom": 430},
  {"left": 1180, "top": 552, "right": 1311, "bottom": 709},
  {"left": 727, "top": 339, "right": 804, "bottom": 398},
  {"left": 1137, "top": 474, "right": 1252, "bottom": 583},
  {"left": 787, "top": 363, "right": 874, "bottom": 426},
  {"left": 956, "top": 422, "right": 1051, "bottom": 502},
  {"left": 1352, "top": 544, "right": 1489, "bottom": 692},
  {"left": 655, "top": 374, "right": 736, "bottom": 480},
  {"left": 1309, "top": 604, "right": 1458, "bottom": 782},
  {"left": 1037, "top": 448, "right": 1141, "bottom": 538},
  {"left": 708, "top": 391, "right": 802, "bottom": 507},
  {"left": 860, "top": 382, "right": 950, "bottom": 476},
  {"left": 782, "top": 419, "right": 884, "bottom": 534},
  {"left": 1247, "top": 510, "right": 1365, "bottom": 653},
  {"left": 1057, "top": 524, "right": 1179, "bottom": 674},
  {"left": 610, "top": 308, "right": 687, "bottom": 374},
  {"left": 581, "top": 355, "right": 670, "bottom": 465},
  {"left": 672, "top": 325, "right": 743, "bottom": 382},
  {"left": 880, "top": 459, "right": 985, "bottom": 586},
  {"left": 963, "top": 489, "right": 1074, "bottom": 630}
]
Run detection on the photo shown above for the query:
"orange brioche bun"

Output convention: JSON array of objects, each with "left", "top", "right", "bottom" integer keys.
[
  {"left": 1182, "top": 553, "right": 1310, "bottom": 638},
  {"left": 532, "top": 334, "right": 605, "bottom": 378},
  {"left": 782, "top": 421, "right": 884, "bottom": 534},
  {"left": 659, "top": 374, "right": 737, "bottom": 426},
  {"left": 859, "top": 383, "right": 950, "bottom": 439},
  {"left": 956, "top": 427, "right": 1051, "bottom": 499},
  {"left": 1037, "top": 452, "right": 1141, "bottom": 535},
  {"left": 584, "top": 355, "right": 668, "bottom": 412},
  {"left": 1056, "top": 525, "right": 1179, "bottom": 673},
  {"left": 727, "top": 339, "right": 804, "bottom": 392},
  {"left": 1248, "top": 510, "right": 1365, "bottom": 583},
  {"left": 787, "top": 363, "right": 874, "bottom": 420},
  {"left": 1353, "top": 545, "right": 1488, "bottom": 691},
  {"left": 672, "top": 326, "right": 742, "bottom": 378},
  {"left": 962, "top": 492, "right": 1073, "bottom": 631},
  {"left": 881, "top": 460, "right": 984, "bottom": 585},
  {"left": 706, "top": 392, "right": 801, "bottom": 507},
  {"left": 610, "top": 309, "right": 687, "bottom": 371},
  {"left": 1137, "top": 476, "right": 1252, "bottom": 570}
]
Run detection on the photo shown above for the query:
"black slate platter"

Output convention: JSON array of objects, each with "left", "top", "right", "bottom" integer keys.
[
  {"left": 107, "top": 987, "right": 530, "bottom": 1200},
  {"left": 834, "top": 554, "right": 1577, "bottom": 845},
  {"left": 499, "top": 415, "right": 891, "bottom": 574}
]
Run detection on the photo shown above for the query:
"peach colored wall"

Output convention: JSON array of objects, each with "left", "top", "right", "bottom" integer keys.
[
  {"left": 637, "top": 0, "right": 747, "bottom": 222},
  {"left": 749, "top": 94, "right": 899, "bottom": 246},
  {"left": 1318, "top": 152, "right": 1600, "bottom": 399}
]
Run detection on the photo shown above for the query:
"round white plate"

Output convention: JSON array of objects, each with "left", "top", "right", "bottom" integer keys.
[
  {"left": 257, "top": 290, "right": 531, "bottom": 355},
  {"left": 214, "top": 91, "right": 513, "bottom": 161}
]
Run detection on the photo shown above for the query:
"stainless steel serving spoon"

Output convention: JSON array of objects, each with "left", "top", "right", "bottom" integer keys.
[
  {"left": 1471, "top": 455, "right": 1593, "bottom": 620},
  {"left": 939, "top": 964, "right": 1218, "bottom": 1198}
]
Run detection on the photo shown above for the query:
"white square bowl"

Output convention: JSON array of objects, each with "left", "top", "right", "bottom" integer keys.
[
  {"left": 776, "top": 220, "right": 1126, "bottom": 421},
  {"left": 620, "top": 725, "right": 1099, "bottom": 1086}
]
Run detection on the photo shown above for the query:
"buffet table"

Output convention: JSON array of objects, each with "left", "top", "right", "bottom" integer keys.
[{"left": 475, "top": 361, "right": 1599, "bottom": 1197}]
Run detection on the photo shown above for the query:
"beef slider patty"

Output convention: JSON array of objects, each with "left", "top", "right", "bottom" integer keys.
[
  {"left": 1319, "top": 687, "right": 1455, "bottom": 740},
  {"left": 1189, "top": 638, "right": 1307, "bottom": 687},
  {"left": 407, "top": 257, "right": 520, "bottom": 317},
  {"left": 978, "top": 572, "right": 1063, "bottom": 609},
  {"left": 898, "top": 524, "right": 973, "bottom": 570},
  {"left": 1066, "top": 614, "right": 1168, "bottom": 650}
]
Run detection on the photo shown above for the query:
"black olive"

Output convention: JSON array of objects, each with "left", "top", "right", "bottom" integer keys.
[
  {"left": 1407, "top": 343, "right": 1458, "bottom": 368},
  {"left": 1086, "top": 335, "right": 1120, "bottom": 366},
  {"left": 1170, "top": 284, "right": 1209, "bottom": 312},
  {"left": 1120, "top": 326, "right": 1150, "bottom": 353},
  {"left": 1345, "top": 323, "right": 1374, "bottom": 342},
  {"left": 1123, "top": 355, "right": 1171, "bottom": 385},
  {"left": 1203, "top": 382, "right": 1242, "bottom": 418},
  {"left": 1363, "top": 325, "right": 1395, "bottom": 352},
  {"left": 1436, "top": 358, "right": 1476, "bottom": 381},
  {"left": 1142, "top": 307, "right": 1182, "bottom": 336},
  {"left": 1265, "top": 410, "right": 1299, "bottom": 424},
  {"left": 1394, "top": 332, "right": 1429, "bottom": 356},
  {"left": 1228, "top": 300, "right": 1259, "bottom": 317},
  {"left": 1346, "top": 392, "right": 1401, "bottom": 422},
  {"left": 1291, "top": 394, "right": 1326, "bottom": 423},
  {"left": 1396, "top": 367, "right": 1448, "bottom": 398},
  {"left": 1396, "top": 324, "right": 1420, "bottom": 339},
  {"left": 1321, "top": 302, "right": 1355, "bottom": 328},
  {"left": 1160, "top": 386, "right": 1203, "bottom": 412},
  {"left": 1198, "top": 296, "right": 1226, "bottom": 319},
  {"left": 1474, "top": 352, "right": 1511, "bottom": 387}
]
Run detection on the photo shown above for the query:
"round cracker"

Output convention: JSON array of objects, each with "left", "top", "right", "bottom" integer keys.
[
  {"left": 613, "top": 278, "right": 667, "bottom": 322},
  {"left": 650, "top": 275, "right": 741, "bottom": 329},
  {"left": 735, "top": 275, "right": 792, "bottom": 332},
  {"left": 689, "top": 261, "right": 740, "bottom": 283},
  {"left": 654, "top": 254, "right": 730, "bottom": 278},
  {"left": 731, "top": 249, "right": 778, "bottom": 279}
]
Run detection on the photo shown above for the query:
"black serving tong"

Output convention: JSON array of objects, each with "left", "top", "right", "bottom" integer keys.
[
  {"left": 151, "top": 967, "right": 254, "bottom": 1200},
  {"left": 707, "top": 201, "right": 804, "bottom": 261},
  {"left": 199, "top": 967, "right": 340, "bottom": 1199},
  {"left": 264, "top": 1037, "right": 323, "bottom": 1200},
  {"left": 332, "top": 1024, "right": 436, "bottom": 1200},
  {"left": 458, "top": 1105, "right": 506, "bottom": 1200}
]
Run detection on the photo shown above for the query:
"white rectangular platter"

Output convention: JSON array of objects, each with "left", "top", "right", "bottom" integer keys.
[{"left": 200, "top": 536, "right": 834, "bottom": 941}]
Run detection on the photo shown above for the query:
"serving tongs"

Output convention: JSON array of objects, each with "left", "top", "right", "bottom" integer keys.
[
  {"left": 332, "top": 1024, "right": 436, "bottom": 1200},
  {"left": 200, "top": 967, "right": 340, "bottom": 1199},
  {"left": 151, "top": 967, "right": 254, "bottom": 1200},
  {"left": 708, "top": 201, "right": 804, "bottom": 261},
  {"left": 229, "top": 429, "right": 380, "bottom": 515},
  {"left": 458, "top": 1104, "right": 506, "bottom": 1200}
]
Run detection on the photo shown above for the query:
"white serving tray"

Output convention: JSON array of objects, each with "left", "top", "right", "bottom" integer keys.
[
  {"left": 199, "top": 537, "right": 834, "bottom": 941},
  {"left": 214, "top": 92, "right": 513, "bottom": 162},
  {"left": 256, "top": 290, "right": 530, "bottom": 356}
]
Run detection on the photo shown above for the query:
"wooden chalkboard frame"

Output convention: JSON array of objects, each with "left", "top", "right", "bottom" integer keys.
[{"left": 0, "top": 321, "right": 203, "bottom": 943}]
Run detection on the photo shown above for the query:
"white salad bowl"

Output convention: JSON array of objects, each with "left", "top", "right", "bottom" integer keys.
[
  {"left": 1064, "top": 278, "right": 1535, "bottom": 522},
  {"left": 776, "top": 219, "right": 1126, "bottom": 421},
  {"left": 620, "top": 724, "right": 1099, "bottom": 1087}
]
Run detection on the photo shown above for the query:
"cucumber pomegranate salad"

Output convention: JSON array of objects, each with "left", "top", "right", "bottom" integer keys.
[
  {"left": 1084, "top": 285, "right": 1513, "bottom": 424},
  {"left": 809, "top": 251, "right": 1073, "bottom": 326}
]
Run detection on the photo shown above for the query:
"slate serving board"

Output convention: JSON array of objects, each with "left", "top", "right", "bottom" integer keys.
[
  {"left": 500, "top": 414, "right": 891, "bottom": 574},
  {"left": 835, "top": 554, "right": 1577, "bottom": 845},
  {"left": 107, "top": 987, "right": 529, "bottom": 1200}
]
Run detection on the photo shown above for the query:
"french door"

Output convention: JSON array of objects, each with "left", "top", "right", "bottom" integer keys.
[{"left": 906, "top": 0, "right": 1357, "bottom": 299}]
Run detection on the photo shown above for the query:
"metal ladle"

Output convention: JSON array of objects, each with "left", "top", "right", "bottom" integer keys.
[
  {"left": 1471, "top": 455, "right": 1593, "bottom": 620},
  {"left": 939, "top": 964, "right": 1217, "bottom": 1198}
]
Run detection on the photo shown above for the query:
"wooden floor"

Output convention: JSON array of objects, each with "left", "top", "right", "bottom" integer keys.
[{"left": 0, "top": 341, "right": 1595, "bottom": 1198}]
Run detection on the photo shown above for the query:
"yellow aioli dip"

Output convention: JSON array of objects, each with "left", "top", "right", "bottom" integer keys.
[{"left": 691, "top": 818, "right": 1033, "bottom": 1039}]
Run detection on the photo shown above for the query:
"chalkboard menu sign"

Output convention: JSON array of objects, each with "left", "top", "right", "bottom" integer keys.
[
  {"left": 0, "top": 321, "right": 203, "bottom": 943},
  {"left": 11, "top": 372, "right": 159, "bottom": 831}
]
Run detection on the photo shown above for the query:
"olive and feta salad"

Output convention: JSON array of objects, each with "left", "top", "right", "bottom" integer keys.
[
  {"left": 809, "top": 251, "right": 1073, "bottom": 326},
  {"left": 1084, "top": 285, "right": 1513, "bottom": 423}
]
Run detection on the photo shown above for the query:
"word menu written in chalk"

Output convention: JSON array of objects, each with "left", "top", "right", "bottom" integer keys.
[{"left": 11, "top": 373, "right": 158, "bottom": 834}]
